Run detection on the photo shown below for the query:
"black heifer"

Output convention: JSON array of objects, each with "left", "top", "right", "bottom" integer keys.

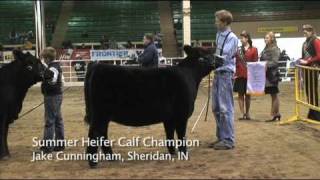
[
  {"left": 0, "top": 50, "right": 45, "bottom": 160},
  {"left": 84, "top": 46, "right": 221, "bottom": 168}
]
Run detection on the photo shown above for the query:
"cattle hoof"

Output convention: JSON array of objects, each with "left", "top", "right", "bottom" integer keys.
[
  {"left": 107, "top": 157, "right": 116, "bottom": 162},
  {"left": 89, "top": 161, "right": 98, "bottom": 169},
  {"left": 178, "top": 148, "right": 187, "bottom": 154},
  {"left": 0, "top": 154, "right": 11, "bottom": 161},
  {"left": 168, "top": 151, "right": 177, "bottom": 158},
  {"left": 169, "top": 150, "right": 176, "bottom": 156}
]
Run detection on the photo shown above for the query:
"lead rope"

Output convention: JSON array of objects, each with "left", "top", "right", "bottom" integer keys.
[
  {"left": 191, "top": 73, "right": 211, "bottom": 133},
  {"left": 204, "top": 73, "right": 211, "bottom": 122},
  {"left": 18, "top": 86, "right": 72, "bottom": 119}
]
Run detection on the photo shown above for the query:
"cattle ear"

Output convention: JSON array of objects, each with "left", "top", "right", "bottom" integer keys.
[
  {"left": 25, "top": 51, "right": 36, "bottom": 60},
  {"left": 183, "top": 45, "right": 193, "bottom": 57},
  {"left": 13, "top": 49, "right": 25, "bottom": 61}
]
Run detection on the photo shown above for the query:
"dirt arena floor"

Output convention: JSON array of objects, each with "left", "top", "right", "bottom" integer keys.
[{"left": 1, "top": 82, "right": 320, "bottom": 179}]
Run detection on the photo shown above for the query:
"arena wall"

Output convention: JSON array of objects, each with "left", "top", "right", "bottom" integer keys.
[{"left": 232, "top": 19, "right": 320, "bottom": 38}]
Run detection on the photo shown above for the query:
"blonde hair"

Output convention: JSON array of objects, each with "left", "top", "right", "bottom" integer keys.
[
  {"left": 215, "top": 9, "right": 233, "bottom": 25},
  {"left": 41, "top": 47, "right": 56, "bottom": 62},
  {"left": 265, "top": 31, "right": 277, "bottom": 47}
]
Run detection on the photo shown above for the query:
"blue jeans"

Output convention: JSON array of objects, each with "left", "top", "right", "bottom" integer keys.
[
  {"left": 43, "top": 95, "right": 64, "bottom": 147},
  {"left": 212, "top": 71, "right": 235, "bottom": 145}
]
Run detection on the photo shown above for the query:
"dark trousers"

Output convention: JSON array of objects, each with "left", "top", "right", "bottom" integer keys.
[{"left": 304, "top": 69, "right": 320, "bottom": 121}]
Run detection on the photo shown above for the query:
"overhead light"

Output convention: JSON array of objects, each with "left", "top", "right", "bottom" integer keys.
[{"left": 275, "top": 33, "right": 281, "bottom": 37}]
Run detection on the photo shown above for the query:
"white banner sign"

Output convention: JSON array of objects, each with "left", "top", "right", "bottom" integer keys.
[
  {"left": 90, "top": 49, "right": 162, "bottom": 61},
  {"left": 247, "top": 62, "right": 266, "bottom": 95},
  {"left": 3, "top": 51, "right": 14, "bottom": 61}
]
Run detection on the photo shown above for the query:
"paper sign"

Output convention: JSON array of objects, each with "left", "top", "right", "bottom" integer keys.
[{"left": 247, "top": 62, "right": 267, "bottom": 95}]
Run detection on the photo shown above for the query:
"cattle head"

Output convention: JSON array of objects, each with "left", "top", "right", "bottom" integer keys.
[
  {"left": 13, "top": 50, "right": 46, "bottom": 85},
  {"left": 180, "top": 45, "right": 223, "bottom": 78}
]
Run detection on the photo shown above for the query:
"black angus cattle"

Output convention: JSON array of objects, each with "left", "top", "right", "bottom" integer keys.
[
  {"left": 0, "top": 50, "right": 45, "bottom": 160},
  {"left": 84, "top": 46, "right": 222, "bottom": 168}
]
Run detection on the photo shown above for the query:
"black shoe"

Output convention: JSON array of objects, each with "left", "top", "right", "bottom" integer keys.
[
  {"left": 238, "top": 114, "right": 247, "bottom": 120},
  {"left": 265, "top": 115, "right": 281, "bottom": 122},
  {"left": 0, "top": 153, "right": 11, "bottom": 160},
  {"left": 89, "top": 160, "right": 98, "bottom": 169},
  {"left": 39, "top": 147, "right": 53, "bottom": 154},
  {"left": 53, "top": 146, "right": 65, "bottom": 152}
]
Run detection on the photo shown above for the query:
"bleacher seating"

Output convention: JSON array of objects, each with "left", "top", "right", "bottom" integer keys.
[
  {"left": 0, "top": 1, "right": 34, "bottom": 44},
  {"left": 44, "top": 1, "right": 63, "bottom": 45},
  {"left": 0, "top": 1, "right": 61, "bottom": 46},
  {"left": 190, "top": 1, "right": 320, "bottom": 41},
  {"left": 171, "top": 1, "right": 183, "bottom": 43},
  {"left": 1, "top": 1, "right": 320, "bottom": 46},
  {"left": 65, "top": 1, "right": 160, "bottom": 43}
]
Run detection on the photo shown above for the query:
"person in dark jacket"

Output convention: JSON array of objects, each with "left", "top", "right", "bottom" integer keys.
[
  {"left": 40, "top": 47, "right": 65, "bottom": 153},
  {"left": 299, "top": 24, "right": 320, "bottom": 121},
  {"left": 138, "top": 34, "right": 159, "bottom": 67},
  {"left": 72, "top": 54, "right": 86, "bottom": 82}
]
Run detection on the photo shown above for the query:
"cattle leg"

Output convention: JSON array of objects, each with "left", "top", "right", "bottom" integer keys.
[
  {"left": 101, "top": 121, "right": 114, "bottom": 159},
  {"left": 86, "top": 118, "right": 108, "bottom": 168},
  {"left": 0, "top": 115, "right": 10, "bottom": 160},
  {"left": 4, "top": 122, "right": 10, "bottom": 157},
  {"left": 0, "top": 116, "right": 4, "bottom": 160},
  {"left": 86, "top": 124, "right": 100, "bottom": 168},
  {"left": 176, "top": 121, "right": 187, "bottom": 154},
  {"left": 163, "top": 121, "right": 176, "bottom": 155}
]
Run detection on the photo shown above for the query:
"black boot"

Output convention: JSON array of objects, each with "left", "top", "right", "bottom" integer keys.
[
  {"left": 308, "top": 109, "right": 320, "bottom": 121},
  {"left": 53, "top": 145, "right": 65, "bottom": 152}
]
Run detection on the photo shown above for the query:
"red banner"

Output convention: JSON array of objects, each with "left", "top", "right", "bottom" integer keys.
[{"left": 71, "top": 49, "right": 91, "bottom": 60}]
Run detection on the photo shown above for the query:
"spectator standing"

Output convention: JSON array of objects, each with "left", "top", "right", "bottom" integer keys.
[
  {"left": 299, "top": 24, "right": 320, "bottom": 121},
  {"left": 260, "top": 32, "right": 281, "bottom": 122},
  {"left": 234, "top": 31, "right": 258, "bottom": 120},
  {"left": 138, "top": 34, "right": 159, "bottom": 67}
]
